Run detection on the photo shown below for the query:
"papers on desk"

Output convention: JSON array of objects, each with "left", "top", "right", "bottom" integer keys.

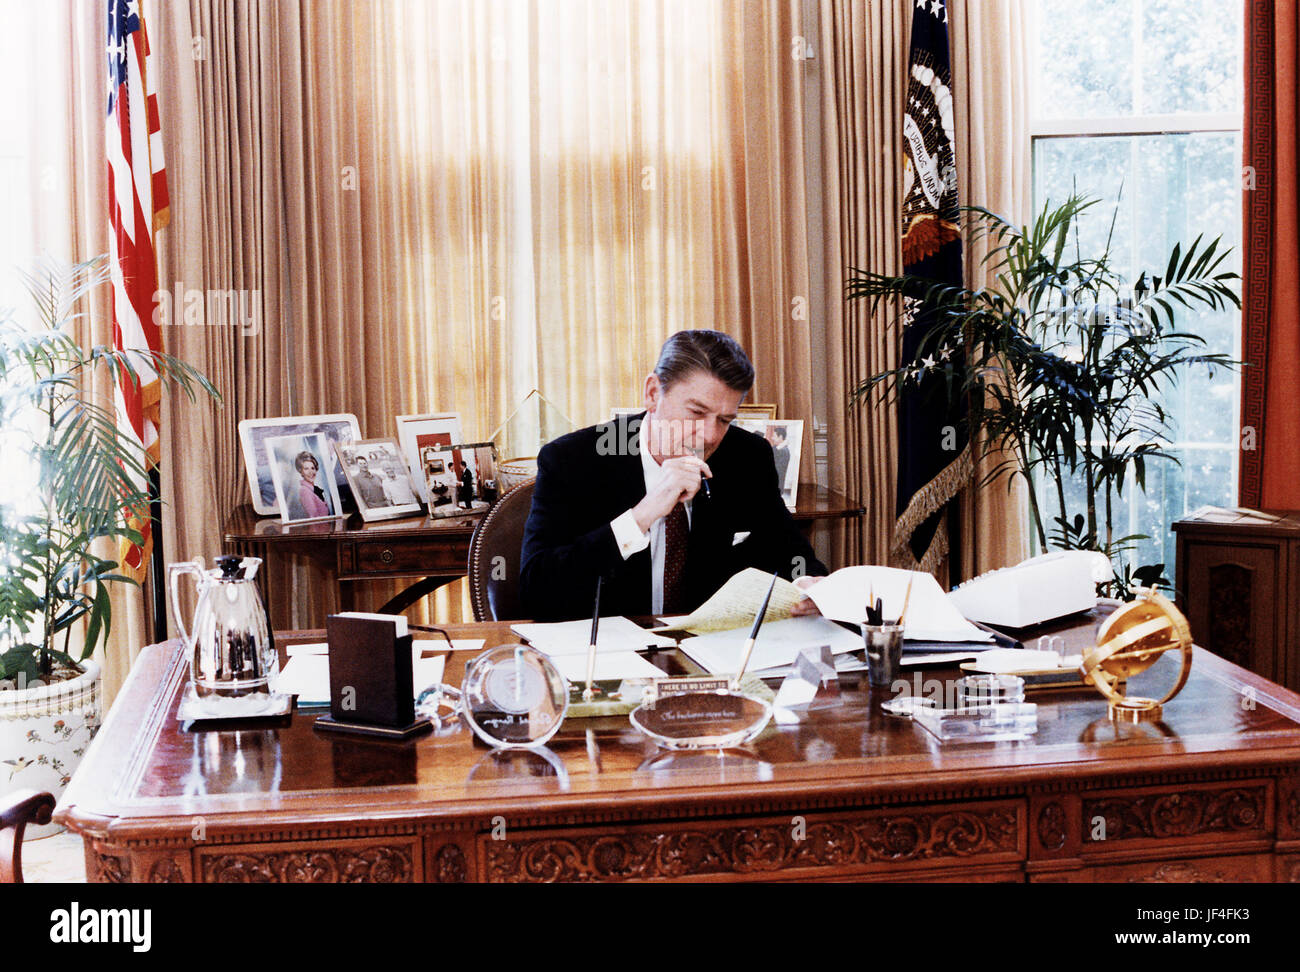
[
  {"left": 512, "top": 616, "right": 676, "bottom": 682},
  {"left": 806, "top": 566, "right": 992, "bottom": 643},
  {"left": 678, "top": 616, "right": 863, "bottom": 678},
  {"left": 284, "top": 638, "right": 485, "bottom": 656},
  {"left": 548, "top": 651, "right": 665, "bottom": 683},
  {"left": 277, "top": 644, "right": 449, "bottom": 706},
  {"left": 652, "top": 568, "right": 805, "bottom": 634},
  {"left": 512, "top": 616, "right": 677, "bottom": 655}
]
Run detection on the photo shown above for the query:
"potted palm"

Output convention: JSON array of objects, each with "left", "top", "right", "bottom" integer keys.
[
  {"left": 0, "top": 256, "right": 217, "bottom": 825},
  {"left": 848, "top": 194, "right": 1240, "bottom": 597}
]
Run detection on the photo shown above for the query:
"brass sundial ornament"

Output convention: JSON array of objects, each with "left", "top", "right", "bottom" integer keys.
[{"left": 1080, "top": 589, "right": 1193, "bottom": 723}]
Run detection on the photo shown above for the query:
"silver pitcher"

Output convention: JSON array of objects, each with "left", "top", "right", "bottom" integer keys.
[{"left": 169, "top": 555, "right": 275, "bottom": 699}]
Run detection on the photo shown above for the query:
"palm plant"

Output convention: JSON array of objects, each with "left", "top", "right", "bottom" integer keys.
[
  {"left": 847, "top": 194, "right": 1240, "bottom": 596},
  {"left": 0, "top": 256, "right": 218, "bottom": 682}
]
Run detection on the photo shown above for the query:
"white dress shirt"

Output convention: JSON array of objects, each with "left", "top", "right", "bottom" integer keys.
[{"left": 609, "top": 439, "right": 693, "bottom": 615}]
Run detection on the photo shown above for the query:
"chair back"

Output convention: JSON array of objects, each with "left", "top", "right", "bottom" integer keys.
[
  {"left": 0, "top": 789, "right": 56, "bottom": 883},
  {"left": 467, "top": 478, "right": 536, "bottom": 621}
]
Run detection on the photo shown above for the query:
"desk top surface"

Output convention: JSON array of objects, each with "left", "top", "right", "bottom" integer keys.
[{"left": 57, "top": 608, "right": 1300, "bottom": 838}]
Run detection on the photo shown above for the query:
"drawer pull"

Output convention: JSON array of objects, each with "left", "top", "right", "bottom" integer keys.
[{"left": 380, "top": 548, "right": 395, "bottom": 565}]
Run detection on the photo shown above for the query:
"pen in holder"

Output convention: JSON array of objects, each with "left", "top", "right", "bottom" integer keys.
[{"left": 862, "top": 623, "right": 904, "bottom": 688}]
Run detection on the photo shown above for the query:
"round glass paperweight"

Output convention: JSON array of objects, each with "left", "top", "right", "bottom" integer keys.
[
  {"left": 629, "top": 690, "right": 773, "bottom": 751},
  {"left": 461, "top": 644, "right": 568, "bottom": 749}
]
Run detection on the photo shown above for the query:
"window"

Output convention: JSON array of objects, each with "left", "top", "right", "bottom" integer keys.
[{"left": 1030, "top": 0, "right": 1244, "bottom": 583}]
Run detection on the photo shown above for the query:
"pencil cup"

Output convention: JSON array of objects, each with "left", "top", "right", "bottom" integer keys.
[{"left": 862, "top": 623, "right": 904, "bottom": 687}]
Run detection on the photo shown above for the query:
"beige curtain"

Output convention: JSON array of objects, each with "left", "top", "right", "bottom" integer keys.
[
  {"left": 143, "top": 0, "right": 823, "bottom": 699},
  {"left": 817, "top": 0, "right": 1030, "bottom": 578}
]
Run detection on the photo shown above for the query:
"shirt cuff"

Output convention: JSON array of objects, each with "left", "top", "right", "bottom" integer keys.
[{"left": 610, "top": 509, "right": 650, "bottom": 559}]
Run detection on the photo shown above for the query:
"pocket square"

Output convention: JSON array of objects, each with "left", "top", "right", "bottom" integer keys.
[{"left": 732, "top": 531, "right": 751, "bottom": 546}]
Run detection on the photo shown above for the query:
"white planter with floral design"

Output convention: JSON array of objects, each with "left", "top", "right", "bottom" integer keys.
[{"left": 0, "top": 660, "right": 101, "bottom": 837}]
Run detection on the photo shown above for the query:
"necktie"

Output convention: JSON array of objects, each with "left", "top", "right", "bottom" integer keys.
[{"left": 662, "top": 503, "right": 689, "bottom": 614}]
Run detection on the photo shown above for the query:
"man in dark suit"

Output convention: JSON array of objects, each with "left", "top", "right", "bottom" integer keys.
[{"left": 520, "top": 330, "right": 827, "bottom": 622}]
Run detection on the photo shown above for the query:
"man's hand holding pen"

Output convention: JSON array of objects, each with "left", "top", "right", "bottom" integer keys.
[{"left": 631, "top": 454, "right": 712, "bottom": 533}]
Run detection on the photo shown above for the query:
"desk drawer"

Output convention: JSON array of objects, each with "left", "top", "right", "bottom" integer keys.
[
  {"left": 347, "top": 539, "right": 470, "bottom": 575},
  {"left": 480, "top": 799, "right": 1025, "bottom": 883}
]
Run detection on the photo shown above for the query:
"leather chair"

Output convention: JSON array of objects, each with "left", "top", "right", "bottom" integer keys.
[
  {"left": 1, "top": 789, "right": 56, "bottom": 883},
  {"left": 467, "top": 478, "right": 536, "bottom": 621}
]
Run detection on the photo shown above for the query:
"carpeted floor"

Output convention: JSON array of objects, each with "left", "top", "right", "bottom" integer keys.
[{"left": 19, "top": 829, "right": 87, "bottom": 883}]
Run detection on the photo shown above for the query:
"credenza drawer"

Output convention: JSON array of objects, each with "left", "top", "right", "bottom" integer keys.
[{"left": 347, "top": 540, "right": 470, "bottom": 575}]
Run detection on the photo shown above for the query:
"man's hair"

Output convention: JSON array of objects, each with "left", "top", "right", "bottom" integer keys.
[
  {"left": 653, "top": 329, "right": 755, "bottom": 394},
  {"left": 769, "top": 424, "right": 788, "bottom": 442},
  {"left": 294, "top": 451, "right": 317, "bottom": 474}
]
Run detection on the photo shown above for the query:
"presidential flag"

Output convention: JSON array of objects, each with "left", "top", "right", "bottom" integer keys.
[
  {"left": 894, "top": 0, "right": 971, "bottom": 576},
  {"left": 107, "top": 0, "right": 168, "bottom": 578}
]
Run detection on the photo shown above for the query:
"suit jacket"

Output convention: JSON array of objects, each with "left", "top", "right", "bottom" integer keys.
[{"left": 520, "top": 413, "right": 827, "bottom": 621}]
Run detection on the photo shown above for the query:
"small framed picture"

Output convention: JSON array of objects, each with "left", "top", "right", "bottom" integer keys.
[
  {"left": 239, "top": 414, "right": 360, "bottom": 516},
  {"left": 265, "top": 432, "right": 345, "bottom": 524},
  {"left": 733, "top": 418, "right": 803, "bottom": 509},
  {"left": 395, "top": 412, "right": 464, "bottom": 503},
  {"left": 335, "top": 438, "right": 423, "bottom": 522},
  {"left": 737, "top": 403, "right": 778, "bottom": 421},
  {"left": 422, "top": 441, "right": 499, "bottom": 519}
]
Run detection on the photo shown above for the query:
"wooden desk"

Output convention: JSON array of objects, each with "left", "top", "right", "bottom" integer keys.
[
  {"left": 223, "top": 484, "right": 865, "bottom": 621},
  {"left": 55, "top": 608, "right": 1300, "bottom": 883}
]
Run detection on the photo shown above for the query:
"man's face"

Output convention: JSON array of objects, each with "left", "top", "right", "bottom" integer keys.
[
  {"left": 357, "top": 457, "right": 369, "bottom": 472},
  {"left": 643, "top": 369, "right": 744, "bottom": 462}
]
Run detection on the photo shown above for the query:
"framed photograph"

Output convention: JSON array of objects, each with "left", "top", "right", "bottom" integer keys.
[
  {"left": 421, "top": 441, "right": 499, "bottom": 519},
  {"left": 737, "top": 403, "right": 778, "bottom": 421},
  {"left": 335, "top": 438, "right": 423, "bottom": 522},
  {"left": 265, "top": 433, "right": 345, "bottom": 524},
  {"left": 395, "top": 412, "right": 464, "bottom": 503},
  {"left": 239, "top": 414, "right": 360, "bottom": 516},
  {"left": 733, "top": 418, "right": 803, "bottom": 509}
]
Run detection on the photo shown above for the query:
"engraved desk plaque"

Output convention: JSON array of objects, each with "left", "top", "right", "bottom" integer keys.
[{"left": 629, "top": 689, "right": 773, "bottom": 750}]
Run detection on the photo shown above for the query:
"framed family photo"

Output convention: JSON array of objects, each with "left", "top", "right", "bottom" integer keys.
[
  {"left": 265, "top": 432, "right": 345, "bottom": 524},
  {"left": 422, "top": 441, "right": 499, "bottom": 519},
  {"left": 239, "top": 414, "right": 360, "bottom": 516},
  {"left": 395, "top": 412, "right": 464, "bottom": 503},
  {"left": 335, "top": 438, "right": 423, "bottom": 522},
  {"left": 734, "top": 418, "right": 803, "bottom": 508}
]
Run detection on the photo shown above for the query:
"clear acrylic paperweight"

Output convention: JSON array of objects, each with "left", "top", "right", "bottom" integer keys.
[
  {"left": 912, "top": 701, "right": 1038, "bottom": 743},
  {"left": 774, "top": 644, "right": 840, "bottom": 711},
  {"left": 629, "top": 690, "right": 772, "bottom": 750},
  {"left": 461, "top": 644, "right": 569, "bottom": 749}
]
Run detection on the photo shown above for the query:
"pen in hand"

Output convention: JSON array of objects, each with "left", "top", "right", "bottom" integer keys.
[{"left": 687, "top": 447, "right": 711, "bottom": 499}]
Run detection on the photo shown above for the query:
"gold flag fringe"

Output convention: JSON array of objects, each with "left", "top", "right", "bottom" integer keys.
[{"left": 889, "top": 441, "right": 973, "bottom": 578}]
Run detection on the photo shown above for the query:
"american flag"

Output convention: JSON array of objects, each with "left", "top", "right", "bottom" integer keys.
[{"left": 107, "top": 0, "right": 168, "bottom": 577}]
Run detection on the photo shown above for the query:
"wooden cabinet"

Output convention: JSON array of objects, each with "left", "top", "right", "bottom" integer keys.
[{"left": 1174, "top": 506, "right": 1300, "bottom": 693}]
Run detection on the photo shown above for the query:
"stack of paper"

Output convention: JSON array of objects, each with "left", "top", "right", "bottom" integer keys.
[
  {"left": 511, "top": 616, "right": 673, "bottom": 681},
  {"left": 277, "top": 642, "right": 454, "bottom": 706},
  {"left": 678, "top": 616, "right": 864, "bottom": 678},
  {"left": 806, "top": 566, "right": 992, "bottom": 643}
]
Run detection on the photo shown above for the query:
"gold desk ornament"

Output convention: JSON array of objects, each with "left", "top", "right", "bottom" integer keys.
[{"left": 1080, "top": 589, "right": 1193, "bottom": 723}]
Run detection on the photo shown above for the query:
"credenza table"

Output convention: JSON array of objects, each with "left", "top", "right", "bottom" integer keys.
[
  {"left": 55, "top": 608, "right": 1300, "bottom": 883},
  {"left": 221, "top": 484, "right": 865, "bottom": 625}
]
